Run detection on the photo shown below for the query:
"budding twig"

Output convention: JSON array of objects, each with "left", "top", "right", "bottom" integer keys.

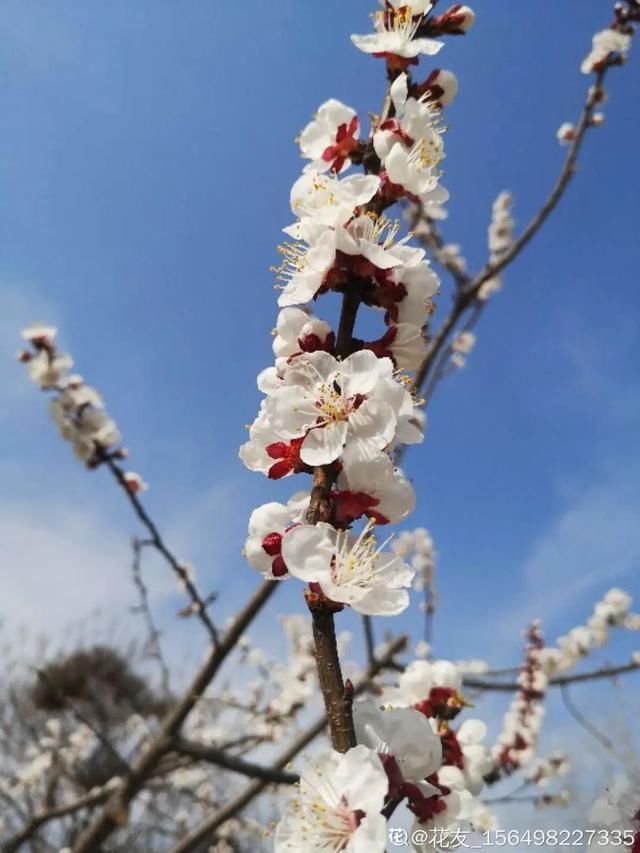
[{"left": 408, "top": 66, "right": 613, "bottom": 417}]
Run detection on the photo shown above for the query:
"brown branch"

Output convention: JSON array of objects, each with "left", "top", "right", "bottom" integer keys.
[
  {"left": 172, "top": 738, "right": 299, "bottom": 785},
  {"left": 3, "top": 788, "right": 110, "bottom": 853},
  {"left": 168, "top": 635, "right": 407, "bottom": 853},
  {"left": 463, "top": 660, "right": 640, "bottom": 692},
  {"left": 362, "top": 615, "right": 376, "bottom": 668},
  {"left": 307, "top": 599, "right": 356, "bottom": 752},
  {"left": 69, "top": 580, "right": 277, "bottom": 853}
]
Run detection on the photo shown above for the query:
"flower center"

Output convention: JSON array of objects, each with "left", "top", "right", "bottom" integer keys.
[
  {"left": 314, "top": 383, "right": 356, "bottom": 424},
  {"left": 331, "top": 520, "right": 398, "bottom": 587},
  {"left": 408, "top": 136, "right": 443, "bottom": 171},
  {"left": 271, "top": 242, "right": 309, "bottom": 285},
  {"left": 350, "top": 212, "right": 401, "bottom": 249}
]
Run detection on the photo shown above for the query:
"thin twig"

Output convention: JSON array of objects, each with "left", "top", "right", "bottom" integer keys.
[
  {"left": 105, "top": 456, "right": 220, "bottom": 646},
  {"left": 131, "top": 537, "right": 172, "bottom": 697},
  {"left": 463, "top": 660, "right": 640, "bottom": 692},
  {"left": 560, "top": 684, "right": 618, "bottom": 756},
  {"left": 3, "top": 788, "right": 111, "bottom": 853}
]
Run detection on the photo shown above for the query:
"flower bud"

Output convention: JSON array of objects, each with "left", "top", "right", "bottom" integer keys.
[{"left": 556, "top": 122, "right": 575, "bottom": 144}]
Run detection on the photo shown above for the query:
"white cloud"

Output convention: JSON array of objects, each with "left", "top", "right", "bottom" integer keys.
[
  {"left": 0, "top": 499, "right": 131, "bottom": 641},
  {"left": 523, "top": 469, "right": 640, "bottom": 613},
  {"left": 490, "top": 464, "right": 640, "bottom": 648}
]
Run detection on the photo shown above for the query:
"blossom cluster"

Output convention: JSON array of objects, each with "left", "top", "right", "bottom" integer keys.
[
  {"left": 523, "top": 752, "right": 571, "bottom": 789},
  {"left": 581, "top": 2, "right": 637, "bottom": 76},
  {"left": 276, "top": 671, "right": 496, "bottom": 853},
  {"left": 476, "top": 190, "right": 514, "bottom": 302},
  {"left": 536, "top": 588, "right": 640, "bottom": 677},
  {"left": 18, "top": 324, "right": 146, "bottom": 492},
  {"left": 492, "top": 589, "right": 638, "bottom": 779},
  {"left": 492, "top": 622, "right": 547, "bottom": 775},
  {"left": 392, "top": 526, "right": 437, "bottom": 602},
  {"left": 559, "top": 0, "right": 638, "bottom": 143},
  {"left": 237, "top": 614, "right": 352, "bottom": 734},
  {"left": 381, "top": 658, "right": 496, "bottom": 843},
  {"left": 240, "top": 1, "right": 476, "bottom": 620}
]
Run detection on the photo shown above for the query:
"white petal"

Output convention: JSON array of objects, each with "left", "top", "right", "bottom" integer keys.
[
  {"left": 301, "top": 420, "right": 348, "bottom": 466},
  {"left": 281, "top": 523, "right": 334, "bottom": 583}
]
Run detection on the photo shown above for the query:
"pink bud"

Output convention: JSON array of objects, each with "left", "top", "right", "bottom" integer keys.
[
  {"left": 422, "top": 68, "right": 459, "bottom": 107},
  {"left": 556, "top": 122, "right": 575, "bottom": 144},
  {"left": 450, "top": 4, "right": 476, "bottom": 33},
  {"left": 123, "top": 471, "right": 148, "bottom": 494}
]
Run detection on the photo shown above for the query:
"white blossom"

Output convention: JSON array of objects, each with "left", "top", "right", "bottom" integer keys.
[
  {"left": 352, "top": 7, "right": 443, "bottom": 63},
  {"left": 282, "top": 519, "right": 415, "bottom": 615},
  {"left": 581, "top": 29, "right": 632, "bottom": 74},
  {"left": 275, "top": 745, "right": 388, "bottom": 852},
  {"left": 261, "top": 350, "right": 421, "bottom": 467},
  {"left": 244, "top": 492, "right": 309, "bottom": 579},
  {"left": 299, "top": 99, "right": 360, "bottom": 174},
  {"left": 354, "top": 700, "right": 442, "bottom": 783}
]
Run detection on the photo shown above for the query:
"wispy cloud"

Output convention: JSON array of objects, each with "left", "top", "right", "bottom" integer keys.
[
  {"left": 492, "top": 463, "right": 640, "bottom": 647},
  {"left": 0, "top": 499, "right": 131, "bottom": 640}
]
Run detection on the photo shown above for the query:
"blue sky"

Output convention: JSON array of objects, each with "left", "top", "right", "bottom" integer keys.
[{"left": 1, "top": 0, "right": 639, "bottom": 802}]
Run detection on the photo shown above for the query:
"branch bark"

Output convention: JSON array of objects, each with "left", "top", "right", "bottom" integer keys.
[
  {"left": 173, "top": 738, "right": 299, "bottom": 785},
  {"left": 307, "top": 600, "right": 356, "bottom": 752},
  {"left": 463, "top": 660, "right": 640, "bottom": 693}
]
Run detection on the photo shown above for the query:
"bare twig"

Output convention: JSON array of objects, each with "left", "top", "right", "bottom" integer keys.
[
  {"left": 560, "top": 684, "right": 618, "bottom": 756},
  {"left": 3, "top": 755, "right": 193, "bottom": 853},
  {"left": 131, "top": 537, "right": 172, "bottom": 697},
  {"left": 105, "top": 456, "right": 220, "bottom": 645},
  {"left": 3, "top": 788, "right": 111, "bottom": 853}
]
